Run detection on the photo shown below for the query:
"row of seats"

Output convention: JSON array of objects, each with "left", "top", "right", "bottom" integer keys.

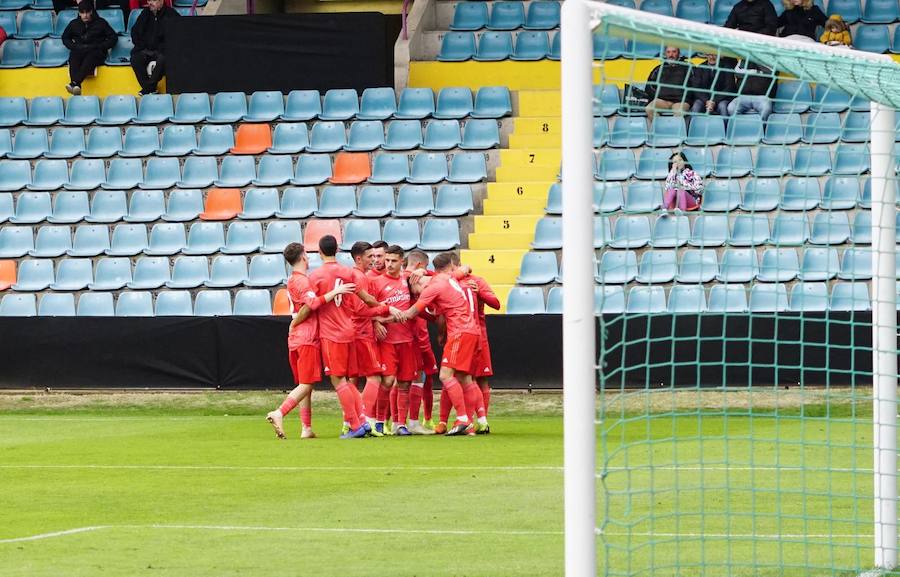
[
  {"left": 0, "top": 289, "right": 283, "bottom": 317},
  {"left": 0, "top": 36, "right": 135, "bottom": 68},
  {"left": 505, "top": 282, "right": 878, "bottom": 314},
  {"left": 532, "top": 212, "right": 875, "bottom": 249},
  {"left": 0, "top": 217, "right": 463, "bottom": 257},
  {"left": 518, "top": 247, "right": 883, "bottom": 285},
  {"left": 448, "top": 1, "right": 560, "bottom": 31},
  {"left": 0, "top": 88, "right": 511, "bottom": 127},
  {"left": 0, "top": 184, "right": 474, "bottom": 224},
  {"left": 601, "top": 0, "right": 895, "bottom": 23},
  {"left": 2, "top": 8, "right": 141, "bottom": 39},
  {"left": 0, "top": 119, "right": 501, "bottom": 160}
]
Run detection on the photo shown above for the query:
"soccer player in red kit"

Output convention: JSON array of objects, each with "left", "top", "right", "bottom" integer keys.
[
  {"left": 398, "top": 253, "right": 487, "bottom": 436},
  {"left": 265, "top": 243, "right": 355, "bottom": 439},
  {"left": 308, "top": 235, "right": 394, "bottom": 438},
  {"left": 369, "top": 240, "right": 387, "bottom": 277},
  {"left": 404, "top": 250, "right": 438, "bottom": 432}
]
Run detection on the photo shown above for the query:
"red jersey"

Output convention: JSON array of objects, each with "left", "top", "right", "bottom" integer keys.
[
  {"left": 414, "top": 273, "right": 480, "bottom": 337},
  {"left": 371, "top": 273, "right": 413, "bottom": 344},
  {"left": 367, "top": 268, "right": 384, "bottom": 280},
  {"left": 349, "top": 267, "right": 376, "bottom": 340},
  {"left": 309, "top": 261, "right": 386, "bottom": 344},
  {"left": 286, "top": 271, "right": 322, "bottom": 349},
  {"left": 461, "top": 273, "right": 500, "bottom": 331}
]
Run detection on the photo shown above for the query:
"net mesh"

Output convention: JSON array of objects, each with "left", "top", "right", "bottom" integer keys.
[{"left": 585, "top": 5, "right": 899, "bottom": 576}]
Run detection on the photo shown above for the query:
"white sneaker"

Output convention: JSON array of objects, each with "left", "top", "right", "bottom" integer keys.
[
  {"left": 265, "top": 410, "right": 286, "bottom": 439},
  {"left": 407, "top": 422, "right": 435, "bottom": 435},
  {"left": 146, "top": 60, "right": 157, "bottom": 77}
]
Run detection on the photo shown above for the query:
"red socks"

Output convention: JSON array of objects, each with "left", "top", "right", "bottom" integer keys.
[
  {"left": 463, "top": 382, "right": 486, "bottom": 419},
  {"left": 442, "top": 377, "right": 469, "bottom": 423},
  {"left": 335, "top": 382, "right": 362, "bottom": 430},
  {"left": 279, "top": 397, "right": 299, "bottom": 417},
  {"left": 376, "top": 386, "right": 391, "bottom": 422},
  {"left": 389, "top": 386, "right": 399, "bottom": 424},
  {"left": 439, "top": 386, "right": 451, "bottom": 424},
  {"left": 480, "top": 385, "right": 490, "bottom": 416},
  {"left": 352, "top": 385, "right": 364, "bottom": 423},
  {"left": 408, "top": 384, "right": 423, "bottom": 420},
  {"left": 423, "top": 374, "right": 434, "bottom": 420},
  {"left": 300, "top": 407, "right": 312, "bottom": 429},
  {"left": 361, "top": 378, "right": 381, "bottom": 419},
  {"left": 396, "top": 388, "right": 409, "bottom": 426}
]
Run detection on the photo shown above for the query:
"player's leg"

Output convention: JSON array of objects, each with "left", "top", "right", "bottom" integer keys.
[
  {"left": 422, "top": 373, "right": 435, "bottom": 426},
  {"left": 476, "top": 377, "right": 491, "bottom": 435},
  {"left": 298, "top": 393, "right": 316, "bottom": 438},
  {"left": 435, "top": 386, "right": 451, "bottom": 434},
  {"left": 459, "top": 371, "right": 487, "bottom": 435},
  {"left": 295, "top": 344, "right": 322, "bottom": 439},
  {"left": 266, "top": 349, "right": 311, "bottom": 439},
  {"left": 322, "top": 340, "right": 366, "bottom": 438},
  {"left": 389, "top": 385, "right": 399, "bottom": 429},
  {"left": 442, "top": 333, "right": 481, "bottom": 435}
]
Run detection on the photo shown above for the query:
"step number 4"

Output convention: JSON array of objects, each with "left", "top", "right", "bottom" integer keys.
[{"left": 488, "top": 254, "right": 495, "bottom": 264}]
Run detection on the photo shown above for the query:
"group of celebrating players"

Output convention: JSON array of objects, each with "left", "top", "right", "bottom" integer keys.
[{"left": 265, "top": 235, "right": 500, "bottom": 439}]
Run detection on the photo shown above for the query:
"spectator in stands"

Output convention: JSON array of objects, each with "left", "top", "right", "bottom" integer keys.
[
  {"left": 61, "top": 0, "right": 118, "bottom": 96},
  {"left": 130, "top": 0, "right": 179, "bottom": 96},
  {"left": 688, "top": 52, "right": 737, "bottom": 119},
  {"left": 778, "top": 0, "right": 827, "bottom": 40},
  {"left": 644, "top": 46, "right": 690, "bottom": 128},
  {"left": 727, "top": 60, "right": 775, "bottom": 121},
  {"left": 820, "top": 14, "right": 852, "bottom": 46},
  {"left": 725, "top": 0, "right": 778, "bottom": 35},
  {"left": 663, "top": 152, "right": 703, "bottom": 213}
]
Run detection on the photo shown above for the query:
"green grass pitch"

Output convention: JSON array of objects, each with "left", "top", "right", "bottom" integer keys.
[{"left": 0, "top": 390, "right": 892, "bottom": 577}]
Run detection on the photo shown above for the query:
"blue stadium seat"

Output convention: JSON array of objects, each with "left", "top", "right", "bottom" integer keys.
[
  {"left": 676, "top": 0, "right": 710, "bottom": 21},
  {"left": 0, "top": 12, "right": 16, "bottom": 36},
  {"left": 158, "top": 191, "right": 202, "bottom": 224},
  {"left": 650, "top": 214, "right": 690, "bottom": 248},
  {"left": 668, "top": 285, "right": 707, "bottom": 313},
  {"left": 357, "top": 87, "right": 396, "bottom": 121},
  {"left": 155, "top": 291, "right": 194, "bottom": 316},
  {"left": 396, "top": 88, "right": 434, "bottom": 120},
  {"left": 685, "top": 115, "right": 725, "bottom": 146},
  {"left": 26, "top": 160, "right": 68, "bottom": 191},
  {"left": 625, "top": 285, "right": 667, "bottom": 313},
  {"left": 761, "top": 113, "right": 802, "bottom": 145},
  {"left": 0, "top": 159, "right": 31, "bottom": 190},
  {"left": 0, "top": 192, "right": 10, "bottom": 221},
  {"left": 192, "top": 125, "right": 234, "bottom": 156},
  {"left": 90, "top": 257, "right": 132, "bottom": 290},
  {"left": 773, "top": 81, "right": 812, "bottom": 114},
  {"left": 173, "top": 156, "right": 215, "bottom": 189},
  {"left": 128, "top": 256, "right": 170, "bottom": 289},
  {"left": 307, "top": 121, "right": 348, "bottom": 153},
  {"left": 676, "top": 249, "right": 718, "bottom": 283},
  {"left": 382, "top": 218, "right": 420, "bottom": 250},
  {"left": 623, "top": 181, "right": 661, "bottom": 213},
  {"left": 448, "top": 152, "right": 486, "bottom": 183},
  {"left": 319, "top": 89, "right": 359, "bottom": 121},
  {"left": 641, "top": 0, "right": 674, "bottom": 14},
  {"left": 194, "top": 290, "right": 233, "bottom": 316},
  {"left": 809, "top": 211, "right": 851, "bottom": 244},
  {"left": 37, "top": 293, "right": 74, "bottom": 317},
  {"left": 30, "top": 224, "right": 70, "bottom": 257},
  {"left": 393, "top": 184, "right": 433, "bottom": 217},
  {"left": 383, "top": 120, "right": 423, "bottom": 151},
  {"left": 290, "top": 154, "right": 332, "bottom": 185},
  {"left": 281, "top": 90, "right": 320, "bottom": 122},
  {"left": 419, "top": 219, "right": 460, "bottom": 250},
  {"left": 144, "top": 222, "right": 186, "bottom": 256},
  {"left": 713, "top": 147, "right": 752, "bottom": 177},
  {"left": 16, "top": 10, "right": 52, "bottom": 39},
  {"left": 799, "top": 247, "right": 840, "bottom": 281},
  {"left": 609, "top": 117, "right": 647, "bottom": 148},
  {"left": 688, "top": 214, "right": 729, "bottom": 247},
  {"left": 431, "top": 183, "right": 472, "bottom": 216},
  {"left": 408, "top": 152, "right": 448, "bottom": 184},
  {"left": 511, "top": 30, "right": 550, "bottom": 60},
  {"left": 460, "top": 119, "right": 499, "bottom": 150},
  {"left": 434, "top": 87, "right": 474, "bottom": 120},
  {"left": 475, "top": 31, "right": 513, "bottom": 61},
  {"left": 423, "top": 119, "right": 461, "bottom": 150},
  {"left": 532, "top": 217, "right": 562, "bottom": 250},
  {"left": 544, "top": 287, "right": 562, "bottom": 314},
  {"left": 93, "top": 158, "right": 135, "bottom": 190},
  {"left": 214, "top": 156, "right": 255, "bottom": 188},
  {"left": 262, "top": 220, "right": 302, "bottom": 253},
  {"left": 205, "top": 255, "right": 247, "bottom": 288},
  {"left": 126, "top": 8, "right": 143, "bottom": 34},
  {"left": 717, "top": 248, "right": 758, "bottom": 283},
  {"left": 135, "top": 94, "right": 173, "bottom": 124},
  {"left": 172, "top": 93, "right": 211, "bottom": 124},
  {"left": 630, "top": 148, "right": 667, "bottom": 181},
  {"left": 0, "top": 129, "right": 10, "bottom": 157},
  {"left": 517, "top": 251, "right": 558, "bottom": 285},
  {"left": 594, "top": 85, "right": 620, "bottom": 118},
  {"left": 45, "top": 127, "right": 85, "bottom": 159},
  {"left": 708, "top": 284, "right": 748, "bottom": 312},
  {"left": 115, "top": 291, "right": 154, "bottom": 317},
  {"left": 12, "top": 258, "right": 54, "bottom": 290},
  {"left": 96, "top": 8, "right": 124, "bottom": 33},
  {"left": 0, "top": 225, "right": 33, "bottom": 257},
  {"left": 524, "top": 0, "right": 560, "bottom": 28},
  {"left": 633, "top": 250, "right": 675, "bottom": 283},
  {"left": 801, "top": 112, "right": 841, "bottom": 144},
  {"left": 792, "top": 147, "right": 832, "bottom": 176},
  {"left": 609, "top": 215, "right": 651, "bottom": 249},
  {"left": 85, "top": 189, "right": 126, "bottom": 224},
  {"left": 788, "top": 282, "right": 829, "bottom": 311},
  {"left": 729, "top": 214, "right": 770, "bottom": 246},
  {"left": 97, "top": 95, "right": 137, "bottom": 126},
  {"left": 487, "top": 0, "right": 525, "bottom": 29},
  {"left": 0, "top": 97, "right": 27, "bottom": 127},
  {"left": 506, "top": 286, "right": 546, "bottom": 314},
  {"left": 339, "top": 219, "right": 381, "bottom": 250},
  {"left": 238, "top": 188, "right": 279, "bottom": 220},
  {"left": 840, "top": 111, "right": 870, "bottom": 143},
  {"left": 0, "top": 40, "right": 36, "bottom": 68},
  {"left": 597, "top": 149, "right": 635, "bottom": 180},
  {"left": 252, "top": 155, "right": 294, "bottom": 187},
  {"left": 67, "top": 224, "right": 109, "bottom": 256},
  {"left": 827, "top": 0, "right": 861, "bottom": 22},
  {"left": 746, "top": 283, "right": 788, "bottom": 312},
  {"left": 781, "top": 177, "right": 821, "bottom": 210},
  {"left": 49, "top": 258, "right": 92, "bottom": 290},
  {"left": 740, "top": 179, "right": 780, "bottom": 211},
  {"left": 155, "top": 125, "right": 196, "bottom": 157},
  {"left": 647, "top": 116, "right": 686, "bottom": 147},
  {"left": 60, "top": 95, "right": 100, "bottom": 126},
  {"left": 852, "top": 210, "right": 872, "bottom": 244},
  {"left": 682, "top": 147, "right": 713, "bottom": 177},
  {"left": 590, "top": 182, "right": 622, "bottom": 213},
  {"left": 596, "top": 250, "right": 638, "bottom": 284},
  {"left": 82, "top": 127, "right": 121, "bottom": 158},
  {"left": 344, "top": 120, "right": 385, "bottom": 152},
  {"left": 140, "top": 157, "right": 180, "bottom": 189},
  {"left": 8, "top": 127, "right": 49, "bottom": 159},
  {"left": 768, "top": 213, "right": 810, "bottom": 246},
  {"left": 830, "top": 282, "right": 870, "bottom": 311},
  {"left": 266, "top": 123, "right": 309, "bottom": 155},
  {"left": 207, "top": 92, "right": 247, "bottom": 123},
  {"left": 833, "top": 144, "right": 869, "bottom": 175},
  {"left": 183, "top": 221, "right": 225, "bottom": 255},
  {"left": 862, "top": 0, "right": 899, "bottom": 22},
  {"left": 221, "top": 221, "right": 263, "bottom": 255},
  {"left": 276, "top": 187, "right": 316, "bottom": 218},
  {"left": 811, "top": 86, "right": 852, "bottom": 113},
  {"left": 243, "top": 91, "right": 284, "bottom": 122},
  {"left": 166, "top": 255, "right": 210, "bottom": 289},
  {"left": 839, "top": 247, "right": 873, "bottom": 280},
  {"left": 314, "top": 185, "right": 356, "bottom": 218},
  {"left": 10, "top": 190, "right": 51, "bottom": 222},
  {"left": 711, "top": 0, "right": 739, "bottom": 22},
  {"left": 821, "top": 176, "right": 859, "bottom": 210},
  {"left": 119, "top": 126, "right": 160, "bottom": 157},
  {"left": 35, "top": 38, "right": 68, "bottom": 66},
  {"left": 756, "top": 247, "right": 799, "bottom": 282},
  {"left": 232, "top": 289, "right": 272, "bottom": 316},
  {"left": 592, "top": 118, "right": 609, "bottom": 147},
  {"left": 107, "top": 223, "right": 148, "bottom": 256},
  {"left": 352, "top": 185, "right": 393, "bottom": 217},
  {"left": 698, "top": 181, "right": 740, "bottom": 213},
  {"left": 725, "top": 114, "right": 763, "bottom": 146},
  {"left": 0, "top": 0, "right": 30, "bottom": 9}
]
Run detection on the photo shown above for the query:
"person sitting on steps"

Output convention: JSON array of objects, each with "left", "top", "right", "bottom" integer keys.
[
  {"left": 130, "top": 0, "right": 179, "bottom": 96},
  {"left": 61, "top": 0, "right": 117, "bottom": 96}
]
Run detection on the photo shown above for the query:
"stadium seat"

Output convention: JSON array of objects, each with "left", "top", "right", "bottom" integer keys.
[
  {"left": 207, "top": 92, "right": 247, "bottom": 123},
  {"left": 351, "top": 185, "right": 393, "bottom": 218},
  {"left": 303, "top": 219, "right": 341, "bottom": 252},
  {"left": 272, "top": 187, "right": 314, "bottom": 219},
  {"left": 379, "top": 218, "right": 418, "bottom": 250},
  {"left": 0, "top": 13, "right": 16, "bottom": 37},
  {"left": 133, "top": 94, "right": 173, "bottom": 125},
  {"left": 609, "top": 117, "right": 647, "bottom": 148},
  {"left": 725, "top": 115, "right": 763, "bottom": 146},
  {"left": 119, "top": 126, "right": 160, "bottom": 158},
  {"left": 81, "top": 127, "right": 121, "bottom": 158},
  {"left": 838, "top": 247, "right": 873, "bottom": 280},
  {"left": 773, "top": 81, "right": 812, "bottom": 114},
  {"left": 48, "top": 191, "right": 88, "bottom": 224},
  {"left": 212, "top": 156, "right": 253, "bottom": 188},
  {"left": 85, "top": 189, "right": 126, "bottom": 223},
  {"left": 265, "top": 123, "right": 309, "bottom": 155},
  {"left": 67, "top": 223, "right": 110, "bottom": 256},
  {"left": 729, "top": 214, "right": 770, "bottom": 246},
  {"left": 396, "top": 88, "right": 435, "bottom": 119},
  {"left": 833, "top": 144, "right": 869, "bottom": 175},
  {"left": 675, "top": 249, "right": 718, "bottom": 283},
  {"left": 862, "top": 0, "right": 899, "bottom": 22},
  {"left": 89, "top": 257, "right": 132, "bottom": 290},
  {"left": 592, "top": 118, "right": 609, "bottom": 147},
  {"left": 235, "top": 188, "right": 278, "bottom": 220},
  {"left": 625, "top": 285, "right": 667, "bottom": 313},
  {"left": 713, "top": 147, "right": 752, "bottom": 177},
  {"left": 289, "top": 154, "right": 331, "bottom": 186},
  {"left": 16, "top": 10, "right": 52, "bottom": 39},
  {"left": 710, "top": 0, "right": 739, "bottom": 22},
  {"left": 144, "top": 222, "right": 186, "bottom": 256},
  {"left": 191, "top": 125, "right": 234, "bottom": 157},
  {"left": 0, "top": 192, "right": 10, "bottom": 223},
  {"left": 647, "top": 116, "right": 686, "bottom": 147},
  {"left": 762, "top": 113, "right": 802, "bottom": 145},
  {"left": 0, "top": 97, "right": 27, "bottom": 127},
  {"left": 339, "top": 219, "right": 381, "bottom": 250},
  {"left": 10, "top": 191, "right": 51, "bottom": 223},
  {"left": 840, "top": 111, "right": 870, "bottom": 143},
  {"left": 756, "top": 247, "right": 799, "bottom": 282},
  {"left": 261, "top": 220, "right": 302, "bottom": 253},
  {"left": 788, "top": 282, "right": 829, "bottom": 311},
  {"left": 343, "top": 121, "right": 384, "bottom": 152},
  {"left": 312, "top": 185, "right": 355, "bottom": 218},
  {"left": 859, "top": 179, "right": 876, "bottom": 210},
  {"left": 196, "top": 188, "right": 242, "bottom": 221},
  {"left": 531, "top": 216, "right": 562, "bottom": 250},
  {"left": 138, "top": 157, "right": 179, "bottom": 189},
  {"left": 668, "top": 285, "right": 707, "bottom": 313},
  {"left": 706, "top": 284, "right": 747, "bottom": 313},
  {"left": 594, "top": 216, "right": 612, "bottom": 248},
  {"left": 792, "top": 147, "right": 832, "bottom": 176},
  {"left": 156, "top": 125, "right": 197, "bottom": 157},
  {"left": 305, "top": 121, "right": 347, "bottom": 153},
  {"left": 0, "top": 39, "right": 36, "bottom": 68},
  {"left": 249, "top": 155, "right": 292, "bottom": 187},
  {"left": 155, "top": 290, "right": 193, "bottom": 316},
  {"left": 597, "top": 149, "right": 636, "bottom": 181},
  {"left": 809, "top": 211, "right": 851, "bottom": 244},
  {"left": 282, "top": 90, "right": 321, "bottom": 122},
  {"left": 11, "top": 258, "right": 54, "bottom": 291},
  {"left": 640, "top": 0, "right": 674, "bottom": 15},
  {"left": 631, "top": 250, "right": 673, "bottom": 284},
  {"left": 43, "top": 127, "right": 84, "bottom": 159},
  {"left": 811, "top": 86, "right": 852, "bottom": 113},
  {"left": 393, "top": 184, "right": 433, "bottom": 217},
  {"left": 383, "top": 120, "right": 423, "bottom": 151},
  {"left": 0, "top": 259, "right": 13, "bottom": 290},
  {"left": 171, "top": 93, "right": 210, "bottom": 124},
  {"left": 609, "top": 215, "right": 651, "bottom": 249},
  {"left": 0, "top": 159, "right": 32, "bottom": 191},
  {"left": 419, "top": 219, "right": 460, "bottom": 250},
  {"left": 221, "top": 221, "right": 263, "bottom": 255},
  {"left": 320, "top": 89, "right": 359, "bottom": 121},
  {"left": 475, "top": 31, "right": 513, "bottom": 61},
  {"left": 676, "top": 0, "right": 711, "bottom": 21},
  {"left": 95, "top": 95, "right": 136, "bottom": 126},
  {"left": 37, "top": 293, "right": 74, "bottom": 316},
  {"left": 407, "top": 153, "right": 447, "bottom": 184},
  {"left": 688, "top": 214, "right": 729, "bottom": 247},
  {"left": 171, "top": 156, "right": 215, "bottom": 189},
  {"left": 517, "top": 251, "right": 558, "bottom": 285},
  {"left": 797, "top": 247, "right": 840, "bottom": 281},
  {"left": 744, "top": 283, "right": 788, "bottom": 312},
  {"left": 633, "top": 148, "right": 670, "bottom": 180},
  {"left": 650, "top": 214, "right": 690, "bottom": 248},
  {"left": 231, "top": 289, "right": 272, "bottom": 316},
  {"left": 716, "top": 248, "right": 758, "bottom": 283},
  {"left": 829, "top": 282, "right": 870, "bottom": 311},
  {"left": 243, "top": 91, "right": 284, "bottom": 123},
  {"left": 769, "top": 213, "right": 810, "bottom": 246},
  {"left": 487, "top": 0, "right": 525, "bottom": 29},
  {"left": 184, "top": 221, "right": 225, "bottom": 255},
  {"left": 523, "top": 0, "right": 560, "bottom": 28},
  {"left": 27, "top": 160, "right": 69, "bottom": 192},
  {"left": 506, "top": 286, "right": 546, "bottom": 314},
  {"left": 422, "top": 120, "right": 461, "bottom": 150},
  {"left": 0, "top": 293, "right": 36, "bottom": 317},
  {"left": 511, "top": 30, "right": 550, "bottom": 60},
  {"left": 272, "top": 288, "right": 291, "bottom": 315},
  {"left": 851, "top": 210, "right": 872, "bottom": 245},
  {"left": 166, "top": 255, "right": 210, "bottom": 288},
  {"left": 739, "top": 179, "right": 780, "bottom": 211},
  {"left": 8, "top": 127, "right": 49, "bottom": 159},
  {"left": 357, "top": 88, "right": 396, "bottom": 121},
  {"left": 593, "top": 85, "right": 620, "bottom": 118},
  {"left": 194, "top": 290, "right": 233, "bottom": 316},
  {"left": 450, "top": 1, "right": 488, "bottom": 30},
  {"left": 95, "top": 158, "right": 137, "bottom": 190},
  {"left": 448, "top": 152, "right": 486, "bottom": 183},
  {"left": 105, "top": 223, "right": 147, "bottom": 256},
  {"left": 434, "top": 87, "right": 474, "bottom": 120},
  {"left": 593, "top": 34, "right": 627, "bottom": 59},
  {"left": 0, "top": 130, "right": 10, "bottom": 157},
  {"left": 330, "top": 152, "right": 371, "bottom": 184},
  {"left": 49, "top": 258, "right": 94, "bottom": 290},
  {"left": 827, "top": 0, "right": 861, "bottom": 22},
  {"left": 159, "top": 189, "right": 202, "bottom": 223},
  {"left": 698, "top": 181, "right": 740, "bottom": 213},
  {"left": 113, "top": 291, "right": 153, "bottom": 317},
  {"left": 230, "top": 123, "right": 272, "bottom": 155},
  {"left": 780, "top": 177, "right": 821, "bottom": 210},
  {"left": 458, "top": 119, "right": 498, "bottom": 150},
  {"left": 0, "top": 225, "right": 34, "bottom": 257},
  {"left": 25, "top": 97, "right": 63, "bottom": 126},
  {"left": 433, "top": 184, "right": 473, "bottom": 216},
  {"left": 624, "top": 181, "right": 661, "bottom": 213}
]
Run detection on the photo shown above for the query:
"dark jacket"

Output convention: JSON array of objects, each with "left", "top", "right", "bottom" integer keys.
[
  {"left": 131, "top": 4, "right": 179, "bottom": 52},
  {"left": 645, "top": 58, "right": 691, "bottom": 102},
  {"left": 61, "top": 13, "right": 117, "bottom": 54},
  {"left": 777, "top": 5, "right": 827, "bottom": 39},
  {"left": 725, "top": 0, "right": 778, "bottom": 35},
  {"left": 688, "top": 64, "right": 738, "bottom": 105},
  {"left": 734, "top": 62, "right": 775, "bottom": 96}
]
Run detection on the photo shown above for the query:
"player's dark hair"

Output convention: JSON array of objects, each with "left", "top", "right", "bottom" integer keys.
[
  {"left": 78, "top": 0, "right": 95, "bottom": 12},
  {"left": 432, "top": 252, "right": 453, "bottom": 271},
  {"left": 406, "top": 249, "right": 429, "bottom": 267},
  {"left": 385, "top": 244, "right": 404, "bottom": 258},
  {"left": 283, "top": 242, "right": 305, "bottom": 265},
  {"left": 318, "top": 235, "right": 338, "bottom": 257},
  {"left": 350, "top": 241, "right": 372, "bottom": 259},
  {"left": 371, "top": 240, "right": 389, "bottom": 250},
  {"left": 448, "top": 252, "right": 461, "bottom": 266}
]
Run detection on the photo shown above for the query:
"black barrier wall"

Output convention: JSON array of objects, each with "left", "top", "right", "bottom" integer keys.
[
  {"left": 0, "top": 314, "right": 880, "bottom": 390},
  {"left": 165, "top": 13, "right": 390, "bottom": 94}
]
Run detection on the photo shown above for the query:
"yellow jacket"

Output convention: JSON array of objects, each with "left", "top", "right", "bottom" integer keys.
[{"left": 820, "top": 29, "right": 851, "bottom": 45}]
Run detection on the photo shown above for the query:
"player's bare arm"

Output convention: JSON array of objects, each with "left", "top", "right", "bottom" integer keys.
[{"left": 289, "top": 283, "right": 356, "bottom": 330}]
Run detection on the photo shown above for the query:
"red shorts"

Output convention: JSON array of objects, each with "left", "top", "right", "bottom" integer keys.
[
  {"left": 440, "top": 332, "right": 480, "bottom": 374},
  {"left": 354, "top": 338, "right": 383, "bottom": 378},
  {"left": 289, "top": 344, "right": 322, "bottom": 384},
  {"left": 379, "top": 341, "right": 419, "bottom": 382},
  {"left": 321, "top": 339, "right": 353, "bottom": 377},
  {"left": 419, "top": 345, "right": 439, "bottom": 376},
  {"left": 472, "top": 335, "right": 493, "bottom": 378}
]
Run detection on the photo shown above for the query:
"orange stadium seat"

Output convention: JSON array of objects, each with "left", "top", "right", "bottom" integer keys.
[
  {"left": 303, "top": 219, "right": 342, "bottom": 252},
  {"left": 199, "top": 188, "right": 243, "bottom": 221},
  {"left": 329, "top": 152, "right": 371, "bottom": 184},
  {"left": 272, "top": 288, "right": 291, "bottom": 315},
  {"left": 0, "top": 260, "right": 15, "bottom": 291},
  {"left": 230, "top": 124, "right": 273, "bottom": 155}
]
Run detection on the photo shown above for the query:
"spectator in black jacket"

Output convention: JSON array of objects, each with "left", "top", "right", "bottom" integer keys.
[
  {"left": 644, "top": 46, "right": 691, "bottom": 128},
  {"left": 61, "top": 0, "right": 117, "bottom": 95},
  {"left": 688, "top": 53, "right": 737, "bottom": 118},
  {"left": 778, "top": 0, "right": 827, "bottom": 39},
  {"left": 130, "top": 0, "right": 179, "bottom": 95},
  {"left": 727, "top": 60, "right": 776, "bottom": 121},
  {"left": 725, "top": 0, "right": 778, "bottom": 35}
]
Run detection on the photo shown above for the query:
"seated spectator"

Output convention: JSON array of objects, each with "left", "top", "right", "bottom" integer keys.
[
  {"left": 644, "top": 46, "right": 690, "bottom": 128},
  {"left": 778, "top": 0, "right": 827, "bottom": 40},
  {"left": 727, "top": 60, "right": 775, "bottom": 121},
  {"left": 725, "top": 0, "right": 778, "bottom": 35},
  {"left": 61, "top": 0, "right": 117, "bottom": 96},
  {"left": 820, "top": 14, "right": 852, "bottom": 46},
  {"left": 663, "top": 152, "right": 703, "bottom": 213},
  {"left": 130, "top": 0, "right": 179, "bottom": 96},
  {"left": 688, "top": 52, "right": 737, "bottom": 119}
]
